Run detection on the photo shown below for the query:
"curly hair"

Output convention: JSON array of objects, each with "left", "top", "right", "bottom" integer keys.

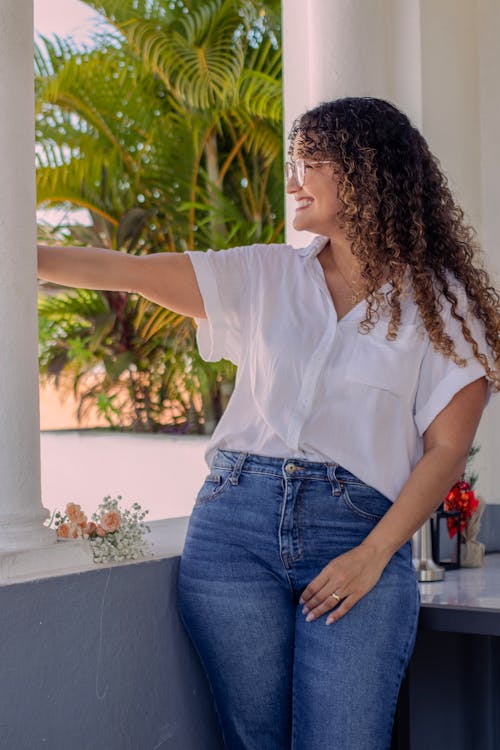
[{"left": 288, "top": 97, "right": 500, "bottom": 391}]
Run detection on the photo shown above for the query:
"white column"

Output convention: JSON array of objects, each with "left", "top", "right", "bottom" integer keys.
[
  {"left": 386, "top": 0, "right": 423, "bottom": 128},
  {"left": 282, "top": 0, "right": 416, "bottom": 247},
  {"left": 474, "top": 0, "right": 500, "bottom": 503},
  {"left": 418, "top": 0, "right": 500, "bottom": 502},
  {"left": 0, "top": 2, "right": 94, "bottom": 580},
  {"left": 0, "top": 0, "right": 54, "bottom": 552},
  {"left": 478, "top": 0, "right": 500, "bottom": 282},
  {"left": 420, "top": 0, "right": 482, "bottom": 231}
]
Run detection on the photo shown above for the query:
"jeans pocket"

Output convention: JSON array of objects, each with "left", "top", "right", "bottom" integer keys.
[
  {"left": 194, "top": 468, "right": 233, "bottom": 507},
  {"left": 340, "top": 482, "right": 392, "bottom": 521}
]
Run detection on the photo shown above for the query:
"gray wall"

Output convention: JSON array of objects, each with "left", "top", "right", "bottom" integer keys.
[
  {"left": 0, "top": 557, "right": 224, "bottom": 750},
  {"left": 2, "top": 541, "right": 499, "bottom": 749},
  {"left": 477, "top": 503, "right": 500, "bottom": 553}
]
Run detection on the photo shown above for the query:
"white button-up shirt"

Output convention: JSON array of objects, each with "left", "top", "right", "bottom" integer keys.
[{"left": 185, "top": 235, "right": 494, "bottom": 502}]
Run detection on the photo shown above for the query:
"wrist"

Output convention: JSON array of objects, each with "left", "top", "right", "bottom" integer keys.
[{"left": 359, "top": 538, "right": 396, "bottom": 568}]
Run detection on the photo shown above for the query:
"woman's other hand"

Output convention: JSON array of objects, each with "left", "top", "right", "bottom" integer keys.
[{"left": 299, "top": 542, "right": 388, "bottom": 625}]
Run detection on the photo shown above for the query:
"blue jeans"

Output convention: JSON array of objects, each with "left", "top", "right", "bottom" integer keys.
[{"left": 177, "top": 450, "right": 420, "bottom": 750}]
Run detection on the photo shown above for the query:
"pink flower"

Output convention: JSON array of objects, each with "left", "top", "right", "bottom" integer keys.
[
  {"left": 69, "top": 522, "right": 81, "bottom": 539},
  {"left": 100, "top": 510, "right": 121, "bottom": 533},
  {"left": 95, "top": 525, "right": 107, "bottom": 538},
  {"left": 66, "top": 503, "right": 81, "bottom": 521},
  {"left": 66, "top": 503, "right": 87, "bottom": 525},
  {"left": 85, "top": 521, "right": 97, "bottom": 537},
  {"left": 57, "top": 523, "right": 70, "bottom": 538}
]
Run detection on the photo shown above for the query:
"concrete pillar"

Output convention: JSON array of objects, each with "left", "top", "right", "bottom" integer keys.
[
  {"left": 0, "top": 0, "right": 55, "bottom": 553},
  {"left": 478, "top": 0, "right": 500, "bottom": 281},
  {"left": 282, "top": 0, "right": 412, "bottom": 247},
  {"left": 473, "top": 0, "right": 500, "bottom": 502},
  {"left": 0, "top": 3, "right": 99, "bottom": 579},
  {"left": 420, "top": 0, "right": 481, "bottom": 234},
  {"left": 418, "top": 0, "right": 499, "bottom": 503}
]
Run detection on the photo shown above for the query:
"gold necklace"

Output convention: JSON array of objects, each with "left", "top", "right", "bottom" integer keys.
[{"left": 334, "top": 258, "right": 364, "bottom": 304}]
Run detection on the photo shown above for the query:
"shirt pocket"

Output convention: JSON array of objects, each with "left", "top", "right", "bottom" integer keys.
[{"left": 344, "top": 323, "right": 422, "bottom": 398}]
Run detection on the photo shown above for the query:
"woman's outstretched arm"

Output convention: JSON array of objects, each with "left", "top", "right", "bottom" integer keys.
[{"left": 37, "top": 244, "right": 206, "bottom": 319}]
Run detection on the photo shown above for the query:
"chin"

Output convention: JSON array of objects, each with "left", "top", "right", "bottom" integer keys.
[{"left": 292, "top": 216, "right": 312, "bottom": 233}]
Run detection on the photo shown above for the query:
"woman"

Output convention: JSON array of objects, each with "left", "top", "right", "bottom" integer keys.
[{"left": 38, "top": 97, "right": 500, "bottom": 750}]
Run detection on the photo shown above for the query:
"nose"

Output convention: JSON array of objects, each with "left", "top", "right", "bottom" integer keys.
[{"left": 285, "top": 173, "right": 299, "bottom": 194}]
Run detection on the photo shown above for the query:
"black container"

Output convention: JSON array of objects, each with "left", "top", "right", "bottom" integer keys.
[{"left": 430, "top": 502, "right": 462, "bottom": 570}]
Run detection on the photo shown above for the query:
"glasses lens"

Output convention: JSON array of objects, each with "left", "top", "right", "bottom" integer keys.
[
  {"left": 285, "top": 160, "right": 304, "bottom": 187},
  {"left": 296, "top": 158, "right": 304, "bottom": 187}
]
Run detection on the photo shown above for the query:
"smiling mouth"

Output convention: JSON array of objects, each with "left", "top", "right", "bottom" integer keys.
[{"left": 295, "top": 199, "right": 313, "bottom": 211}]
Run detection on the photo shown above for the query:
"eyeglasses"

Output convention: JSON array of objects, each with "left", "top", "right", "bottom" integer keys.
[{"left": 285, "top": 158, "right": 334, "bottom": 188}]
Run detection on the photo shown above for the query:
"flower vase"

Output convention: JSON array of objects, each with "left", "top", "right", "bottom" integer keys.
[{"left": 459, "top": 495, "right": 486, "bottom": 567}]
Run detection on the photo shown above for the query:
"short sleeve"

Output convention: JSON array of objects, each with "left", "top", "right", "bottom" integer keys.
[
  {"left": 414, "top": 284, "right": 496, "bottom": 436},
  {"left": 184, "top": 246, "right": 250, "bottom": 364}
]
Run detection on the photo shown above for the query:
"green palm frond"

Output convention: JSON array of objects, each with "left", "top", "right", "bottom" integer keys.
[
  {"left": 36, "top": 41, "right": 144, "bottom": 170},
  {"left": 37, "top": 164, "right": 124, "bottom": 224},
  {"left": 38, "top": 288, "right": 109, "bottom": 320},
  {"left": 236, "top": 33, "right": 282, "bottom": 118},
  {"left": 237, "top": 70, "right": 282, "bottom": 122},
  {"left": 118, "top": 7, "right": 244, "bottom": 109},
  {"left": 82, "top": 0, "right": 176, "bottom": 27}
]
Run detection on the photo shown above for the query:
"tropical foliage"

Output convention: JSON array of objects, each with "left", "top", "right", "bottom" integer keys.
[{"left": 36, "top": 0, "right": 283, "bottom": 432}]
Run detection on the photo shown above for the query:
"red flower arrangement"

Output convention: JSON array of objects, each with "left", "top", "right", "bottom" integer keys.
[{"left": 444, "top": 480, "right": 479, "bottom": 539}]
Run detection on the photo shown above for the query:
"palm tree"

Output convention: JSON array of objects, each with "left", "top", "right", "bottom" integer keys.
[{"left": 36, "top": 0, "right": 283, "bottom": 432}]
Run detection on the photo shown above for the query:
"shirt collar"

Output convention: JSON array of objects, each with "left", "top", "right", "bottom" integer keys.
[
  {"left": 295, "top": 235, "right": 415, "bottom": 313},
  {"left": 296, "top": 235, "right": 411, "bottom": 288},
  {"left": 295, "top": 235, "right": 330, "bottom": 260}
]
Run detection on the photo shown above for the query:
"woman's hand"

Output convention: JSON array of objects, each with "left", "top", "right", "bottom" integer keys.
[{"left": 299, "top": 543, "right": 389, "bottom": 625}]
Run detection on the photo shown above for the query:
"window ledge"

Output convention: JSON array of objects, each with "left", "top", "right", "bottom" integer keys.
[{"left": 0, "top": 516, "right": 190, "bottom": 586}]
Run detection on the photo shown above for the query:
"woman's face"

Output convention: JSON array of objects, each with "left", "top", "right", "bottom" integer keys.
[{"left": 286, "top": 138, "right": 340, "bottom": 236}]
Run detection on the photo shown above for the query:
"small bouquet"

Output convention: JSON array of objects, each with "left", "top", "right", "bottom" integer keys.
[
  {"left": 443, "top": 480, "right": 479, "bottom": 538},
  {"left": 46, "top": 495, "right": 152, "bottom": 564},
  {"left": 442, "top": 445, "right": 485, "bottom": 567}
]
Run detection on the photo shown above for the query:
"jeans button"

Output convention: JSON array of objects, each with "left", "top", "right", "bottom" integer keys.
[{"left": 285, "top": 463, "right": 297, "bottom": 473}]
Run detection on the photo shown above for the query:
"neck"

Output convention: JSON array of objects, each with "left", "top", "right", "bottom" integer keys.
[
  {"left": 322, "top": 235, "right": 361, "bottom": 281},
  {"left": 322, "top": 234, "right": 391, "bottom": 288}
]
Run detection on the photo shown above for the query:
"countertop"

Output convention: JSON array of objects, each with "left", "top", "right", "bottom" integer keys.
[{"left": 418, "top": 552, "right": 500, "bottom": 636}]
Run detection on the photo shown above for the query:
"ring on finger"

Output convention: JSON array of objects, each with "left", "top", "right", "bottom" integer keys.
[{"left": 330, "top": 592, "right": 341, "bottom": 602}]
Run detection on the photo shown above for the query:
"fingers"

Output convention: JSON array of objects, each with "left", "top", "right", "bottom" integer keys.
[
  {"left": 299, "top": 546, "right": 382, "bottom": 624},
  {"left": 300, "top": 580, "right": 349, "bottom": 623},
  {"left": 326, "top": 595, "right": 356, "bottom": 624}
]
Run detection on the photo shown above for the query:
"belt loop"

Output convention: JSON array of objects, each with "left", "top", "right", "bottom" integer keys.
[
  {"left": 230, "top": 452, "right": 248, "bottom": 485},
  {"left": 327, "top": 464, "right": 341, "bottom": 496}
]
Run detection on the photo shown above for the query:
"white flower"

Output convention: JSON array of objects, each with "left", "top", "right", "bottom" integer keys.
[
  {"left": 86, "top": 495, "right": 152, "bottom": 563},
  {"left": 47, "top": 494, "right": 152, "bottom": 564}
]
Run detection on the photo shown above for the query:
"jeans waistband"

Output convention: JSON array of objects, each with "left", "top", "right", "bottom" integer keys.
[{"left": 211, "top": 449, "right": 373, "bottom": 488}]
